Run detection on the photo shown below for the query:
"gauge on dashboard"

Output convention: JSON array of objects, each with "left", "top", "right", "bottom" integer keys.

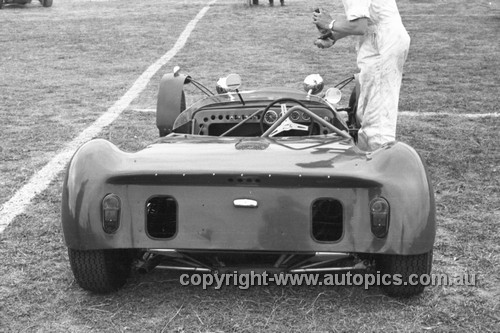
[
  {"left": 302, "top": 113, "right": 311, "bottom": 121},
  {"left": 263, "top": 110, "right": 279, "bottom": 125},
  {"left": 290, "top": 111, "right": 301, "bottom": 122}
]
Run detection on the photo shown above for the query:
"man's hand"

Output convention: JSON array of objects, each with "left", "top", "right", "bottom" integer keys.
[
  {"left": 314, "top": 37, "right": 335, "bottom": 49},
  {"left": 312, "top": 8, "right": 333, "bottom": 32}
]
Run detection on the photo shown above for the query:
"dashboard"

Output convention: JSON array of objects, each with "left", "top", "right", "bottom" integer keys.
[{"left": 190, "top": 102, "right": 338, "bottom": 137}]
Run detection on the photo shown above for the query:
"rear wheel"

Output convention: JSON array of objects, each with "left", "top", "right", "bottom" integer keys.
[
  {"left": 41, "top": 0, "right": 52, "bottom": 7},
  {"left": 68, "top": 248, "right": 133, "bottom": 293},
  {"left": 180, "top": 90, "right": 186, "bottom": 112},
  {"left": 378, "top": 250, "right": 433, "bottom": 298}
]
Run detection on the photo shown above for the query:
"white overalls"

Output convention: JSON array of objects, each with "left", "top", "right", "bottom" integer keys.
[{"left": 342, "top": 0, "right": 410, "bottom": 151}]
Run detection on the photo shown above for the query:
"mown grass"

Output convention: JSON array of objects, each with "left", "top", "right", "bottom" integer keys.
[{"left": 0, "top": 0, "right": 499, "bottom": 332}]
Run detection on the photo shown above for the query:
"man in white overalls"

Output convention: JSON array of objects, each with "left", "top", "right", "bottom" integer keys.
[{"left": 313, "top": 0, "right": 410, "bottom": 151}]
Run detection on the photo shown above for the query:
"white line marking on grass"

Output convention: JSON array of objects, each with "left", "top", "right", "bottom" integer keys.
[
  {"left": 0, "top": 0, "right": 218, "bottom": 235},
  {"left": 403, "top": 14, "right": 499, "bottom": 18},
  {"left": 400, "top": 112, "right": 499, "bottom": 118},
  {"left": 132, "top": 108, "right": 157, "bottom": 113}
]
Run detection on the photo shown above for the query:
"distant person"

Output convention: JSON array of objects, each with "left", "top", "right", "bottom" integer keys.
[{"left": 313, "top": 0, "right": 410, "bottom": 151}]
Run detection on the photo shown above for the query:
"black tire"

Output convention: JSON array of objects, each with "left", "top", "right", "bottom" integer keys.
[
  {"left": 42, "top": 0, "right": 52, "bottom": 7},
  {"left": 68, "top": 248, "right": 133, "bottom": 293},
  {"left": 269, "top": 0, "right": 274, "bottom": 6},
  {"left": 180, "top": 90, "right": 186, "bottom": 112},
  {"left": 378, "top": 250, "right": 433, "bottom": 298},
  {"left": 252, "top": 0, "right": 258, "bottom": 5}
]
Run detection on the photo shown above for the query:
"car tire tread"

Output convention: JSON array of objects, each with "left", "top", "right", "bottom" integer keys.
[
  {"left": 378, "top": 250, "right": 433, "bottom": 298},
  {"left": 68, "top": 248, "right": 132, "bottom": 293}
]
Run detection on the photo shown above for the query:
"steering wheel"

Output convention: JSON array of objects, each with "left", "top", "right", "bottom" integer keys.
[{"left": 259, "top": 98, "right": 314, "bottom": 136}]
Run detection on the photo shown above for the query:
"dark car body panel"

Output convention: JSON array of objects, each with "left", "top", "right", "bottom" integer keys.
[{"left": 62, "top": 135, "right": 435, "bottom": 255}]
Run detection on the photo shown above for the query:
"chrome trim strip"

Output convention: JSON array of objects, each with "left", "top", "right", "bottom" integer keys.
[{"left": 233, "top": 199, "right": 258, "bottom": 208}]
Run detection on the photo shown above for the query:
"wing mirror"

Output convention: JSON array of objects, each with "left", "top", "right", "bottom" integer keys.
[
  {"left": 303, "top": 74, "right": 324, "bottom": 96},
  {"left": 216, "top": 74, "right": 242, "bottom": 93}
]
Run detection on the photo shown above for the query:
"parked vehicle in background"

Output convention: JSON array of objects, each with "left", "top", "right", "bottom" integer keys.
[
  {"left": 249, "top": 0, "right": 284, "bottom": 6},
  {"left": 0, "top": 0, "right": 52, "bottom": 9}
]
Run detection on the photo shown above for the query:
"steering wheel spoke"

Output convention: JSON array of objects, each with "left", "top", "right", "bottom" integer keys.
[
  {"left": 269, "top": 118, "right": 309, "bottom": 137},
  {"left": 289, "top": 122, "right": 310, "bottom": 132},
  {"left": 260, "top": 98, "right": 313, "bottom": 137}
]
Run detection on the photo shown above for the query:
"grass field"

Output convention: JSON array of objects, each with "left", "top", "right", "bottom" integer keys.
[{"left": 0, "top": 0, "right": 499, "bottom": 332}]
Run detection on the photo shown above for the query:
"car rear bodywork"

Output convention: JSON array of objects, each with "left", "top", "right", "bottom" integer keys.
[
  {"left": 62, "top": 69, "right": 436, "bottom": 297},
  {"left": 62, "top": 136, "right": 434, "bottom": 255}
]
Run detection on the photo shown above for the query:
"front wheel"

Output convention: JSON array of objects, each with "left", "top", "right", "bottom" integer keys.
[
  {"left": 378, "top": 250, "right": 433, "bottom": 298},
  {"left": 68, "top": 248, "right": 133, "bottom": 293}
]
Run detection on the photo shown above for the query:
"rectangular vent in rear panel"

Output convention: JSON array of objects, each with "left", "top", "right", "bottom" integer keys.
[
  {"left": 312, "top": 198, "right": 343, "bottom": 242},
  {"left": 146, "top": 196, "right": 177, "bottom": 239}
]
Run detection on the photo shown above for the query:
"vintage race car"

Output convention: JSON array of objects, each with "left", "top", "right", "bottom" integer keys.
[
  {"left": 0, "top": 0, "right": 52, "bottom": 9},
  {"left": 62, "top": 67, "right": 435, "bottom": 297}
]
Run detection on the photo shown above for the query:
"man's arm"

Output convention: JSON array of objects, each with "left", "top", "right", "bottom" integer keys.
[
  {"left": 313, "top": 10, "right": 368, "bottom": 39},
  {"left": 330, "top": 17, "right": 368, "bottom": 36}
]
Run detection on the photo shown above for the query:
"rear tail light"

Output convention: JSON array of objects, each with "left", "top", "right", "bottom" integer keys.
[
  {"left": 370, "top": 197, "right": 390, "bottom": 238},
  {"left": 102, "top": 194, "right": 121, "bottom": 233}
]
